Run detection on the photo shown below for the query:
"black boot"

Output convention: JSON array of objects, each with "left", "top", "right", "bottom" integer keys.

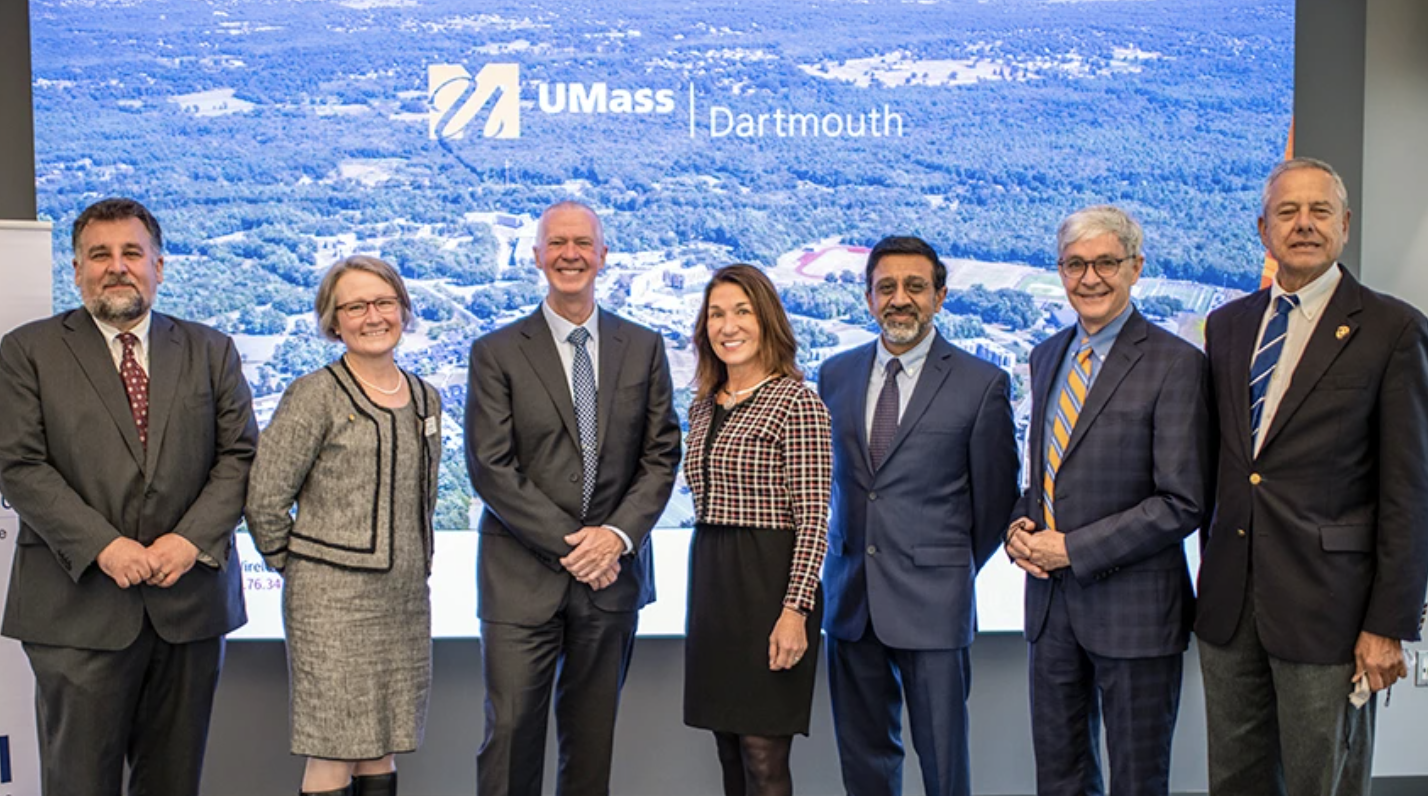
[
  {"left": 353, "top": 772, "right": 397, "bottom": 796},
  {"left": 300, "top": 784, "right": 353, "bottom": 796}
]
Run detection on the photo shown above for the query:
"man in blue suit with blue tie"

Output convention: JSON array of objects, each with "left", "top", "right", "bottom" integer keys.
[
  {"left": 1006, "top": 206, "right": 1210, "bottom": 795},
  {"left": 819, "top": 235, "right": 1019, "bottom": 796}
]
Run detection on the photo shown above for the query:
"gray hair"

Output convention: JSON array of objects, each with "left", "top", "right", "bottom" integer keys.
[
  {"left": 535, "top": 200, "right": 606, "bottom": 249},
  {"left": 314, "top": 255, "right": 415, "bottom": 342},
  {"left": 1056, "top": 205, "right": 1144, "bottom": 260},
  {"left": 1260, "top": 157, "right": 1350, "bottom": 217}
]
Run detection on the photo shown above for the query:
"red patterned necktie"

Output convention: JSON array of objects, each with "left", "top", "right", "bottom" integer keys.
[{"left": 118, "top": 332, "right": 150, "bottom": 449}]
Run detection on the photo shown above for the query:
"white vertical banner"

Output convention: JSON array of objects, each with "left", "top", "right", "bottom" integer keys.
[{"left": 0, "top": 219, "right": 53, "bottom": 796}]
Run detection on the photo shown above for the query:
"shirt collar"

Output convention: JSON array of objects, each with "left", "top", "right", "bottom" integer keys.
[
  {"left": 1270, "top": 262, "right": 1342, "bottom": 323},
  {"left": 542, "top": 299, "right": 600, "bottom": 346},
  {"left": 1077, "top": 303, "right": 1133, "bottom": 361},
  {"left": 875, "top": 327, "right": 936, "bottom": 379},
  {"left": 90, "top": 310, "right": 153, "bottom": 351}
]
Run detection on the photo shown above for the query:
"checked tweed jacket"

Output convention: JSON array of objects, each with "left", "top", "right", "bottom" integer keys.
[{"left": 684, "top": 376, "right": 832, "bottom": 613}]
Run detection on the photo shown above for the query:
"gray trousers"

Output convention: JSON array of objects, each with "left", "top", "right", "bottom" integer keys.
[
  {"left": 1199, "top": 588, "right": 1375, "bottom": 796},
  {"left": 23, "top": 616, "right": 225, "bottom": 796},
  {"left": 477, "top": 582, "right": 639, "bottom": 796}
]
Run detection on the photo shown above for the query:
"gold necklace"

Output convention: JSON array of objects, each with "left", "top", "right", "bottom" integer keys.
[
  {"left": 345, "top": 355, "right": 403, "bottom": 396},
  {"left": 720, "top": 375, "right": 775, "bottom": 410}
]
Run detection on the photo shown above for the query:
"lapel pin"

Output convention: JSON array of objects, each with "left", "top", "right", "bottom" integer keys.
[{"left": 1336, "top": 325, "right": 1350, "bottom": 340}]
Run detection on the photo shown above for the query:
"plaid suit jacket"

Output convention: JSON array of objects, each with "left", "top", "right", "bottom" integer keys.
[{"left": 1014, "top": 308, "right": 1210, "bottom": 658}]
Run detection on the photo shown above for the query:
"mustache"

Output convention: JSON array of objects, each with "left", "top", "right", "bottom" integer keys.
[
  {"left": 882, "top": 304, "right": 920, "bottom": 319},
  {"left": 102, "top": 276, "right": 138, "bottom": 288}
]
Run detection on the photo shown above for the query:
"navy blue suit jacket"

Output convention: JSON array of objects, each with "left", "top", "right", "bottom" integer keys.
[
  {"left": 1015, "top": 308, "right": 1210, "bottom": 659},
  {"left": 1196, "top": 269, "right": 1428, "bottom": 664},
  {"left": 820, "top": 332, "right": 1019, "bottom": 650}
]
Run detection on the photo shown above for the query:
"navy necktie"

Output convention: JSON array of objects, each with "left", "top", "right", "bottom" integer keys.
[
  {"left": 567, "top": 327, "right": 598, "bottom": 518},
  {"left": 1249, "top": 294, "right": 1301, "bottom": 448},
  {"left": 869, "top": 358, "right": 902, "bottom": 470}
]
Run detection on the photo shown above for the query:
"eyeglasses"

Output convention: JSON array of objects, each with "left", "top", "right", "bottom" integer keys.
[
  {"left": 1057, "top": 256, "right": 1133, "bottom": 279},
  {"left": 336, "top": 296, "right": 401, "bottom": 319}
]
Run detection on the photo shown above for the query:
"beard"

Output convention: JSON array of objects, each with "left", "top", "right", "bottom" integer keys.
[
  {"left": 84, "top": 281, "right": 149, "bottom": 326},
  {"left": 878, "top": 306, "right": 930, "bottom": 346}
]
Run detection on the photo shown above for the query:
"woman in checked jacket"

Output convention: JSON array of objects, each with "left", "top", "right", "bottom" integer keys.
[{"left": 682, "top": 264, "right": 833, "bottom": 796}]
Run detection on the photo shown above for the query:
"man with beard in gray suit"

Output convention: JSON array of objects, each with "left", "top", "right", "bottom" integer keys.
[
  {"left": 465, "top": 200, "right": 681, "bottom": 796},
  {"left": 0, "top": 197, "right": 257, "bottom": 796}
]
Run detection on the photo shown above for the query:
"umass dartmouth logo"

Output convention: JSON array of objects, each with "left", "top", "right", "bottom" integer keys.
[{"left": 428, "top": 63, "right": 520, "bottom": 140}]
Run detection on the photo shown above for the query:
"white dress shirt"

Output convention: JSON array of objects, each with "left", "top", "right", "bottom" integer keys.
[
  {"left": 1252, "top": 263, "right": 1343, "bottom": 457},
  {"left": 91, "top": 310, "right": 153, "bottom": 375}
]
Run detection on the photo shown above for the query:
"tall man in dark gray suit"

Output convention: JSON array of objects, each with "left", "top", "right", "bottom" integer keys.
[
  {"left": 1196, "top": 158, "right": 1428, "bottom": 796},
  {"left": 819, "top": 236, "right": 1019, "bottom": 796},
  {"left": 465, "top": 200, "right": 681, "bottom": 796},
  {"left": 1006, "top": 206, "right": 1210, "bottom": 796},
  {"left": 0, "top": 197, "right": 257, "bottom": 795}
]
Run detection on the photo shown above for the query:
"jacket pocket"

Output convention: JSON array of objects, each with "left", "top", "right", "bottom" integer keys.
[
  {"left": 913, "top": 544, "right": 970, "bottom": 567},
  {"left": 1320, "top": 524, "right": 1373, "bottom": 553}
]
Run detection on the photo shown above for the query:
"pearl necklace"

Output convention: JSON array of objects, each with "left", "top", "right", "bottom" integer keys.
[
  {"left": 720, "top": 375, "right": 775, "bottom": 410},
  {"left": 345, "top": 355, "right": 403, "bottom": 396}
]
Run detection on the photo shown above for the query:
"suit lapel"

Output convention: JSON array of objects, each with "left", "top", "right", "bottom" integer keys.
[
  {"left": 595, "top": 310, "right": 627, "bottom": 455},
  {"left": 1029, "top": 326, "right": 1076, "bottom": 469},
  {"left": 851, "top": 343, "right": 877, "bottom": 472},
  {"left": 61, "top": 310, "right": 146, "bottom": 469},
  {"left": 1063, "top": 310, "right": 1146, "bottom": 462},
  {"left": 143, "top": 313, "right": 181, "bottom": 482},
  {"left": 1226, "top": 290, "right": 1271, "bottom": 460},
  {"left": 879, "top": 334, "right": 954, "bottom": 466},
  {"left": 1258, "top": 273, "right": 1362, "bottom": 455},
  {"left": 516, "top": 310, "right": 581, "bottom": 447}
]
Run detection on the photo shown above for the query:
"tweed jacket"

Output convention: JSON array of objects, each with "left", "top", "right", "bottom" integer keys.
[
  {"left": 246, "top": 359, "right": 441, "bottom": 573},
  {"left": 684, "top": 376, "right": 832, "bottom": 613}
]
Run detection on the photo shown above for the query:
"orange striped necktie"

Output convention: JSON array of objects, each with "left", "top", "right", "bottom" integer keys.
[{"left": 1043, "top": 338, "right": 1092, "bottom": 532}]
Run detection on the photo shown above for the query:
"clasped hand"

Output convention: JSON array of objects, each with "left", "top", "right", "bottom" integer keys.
[
  {"left": 1005, "top": 517, "right": 1070, "bottom": 578},
  {"left": 96, "top": 533, "right": 200, "bottom": 589},
  {"left": 561, "top": 526, "right": 623, "bottom": 591}
]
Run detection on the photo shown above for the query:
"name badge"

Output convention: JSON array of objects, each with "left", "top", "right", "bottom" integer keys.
[{"left": 424, "top": 414, "right": 440, "bottom": 437}]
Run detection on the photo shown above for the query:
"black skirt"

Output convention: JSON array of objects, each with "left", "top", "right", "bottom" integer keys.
[{"left": 683, "top": 522, "right": 823, "bottom": 736}]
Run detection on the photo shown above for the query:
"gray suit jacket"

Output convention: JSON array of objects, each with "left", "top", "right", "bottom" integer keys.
[
  {"left": 465, "top": 308, "right": 681, "bottom": 625},
  {"left": 0, "top": 309, "right": 256, "bottom": 650}
]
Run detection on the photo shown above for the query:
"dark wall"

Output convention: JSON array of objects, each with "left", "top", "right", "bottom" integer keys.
[
  {"left": 1293, "top": 0, "right": 1366, "bottom": 271},
  {"left": 0, "top": 0, "right": 36, "bottom": 220}
]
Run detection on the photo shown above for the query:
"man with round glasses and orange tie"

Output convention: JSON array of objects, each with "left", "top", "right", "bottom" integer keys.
[{"left": 1006, "top": 204, "right": 1211, "bottom": 796}]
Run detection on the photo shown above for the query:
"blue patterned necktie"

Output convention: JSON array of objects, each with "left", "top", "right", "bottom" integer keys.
[
  {"left": 869, "top": 358, "right": 902, "bottom": 470},
  {"left": 1249, "top": 294, "right": 1301, "bottom": 449},
  {"left": 567, "top": 327, "right": 598, "bottom": 519}
]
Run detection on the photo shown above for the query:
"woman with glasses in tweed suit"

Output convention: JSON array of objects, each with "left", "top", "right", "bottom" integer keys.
[
  {"left": 246, "top": 257, "right": 440, "bottom": 796},
  {"left": 683, "top": 264, "right": 833, "bottom": 796}
]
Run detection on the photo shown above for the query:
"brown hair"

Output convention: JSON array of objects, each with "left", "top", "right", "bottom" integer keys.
[
  {"left": 73, "top": 197, "right": 163, "bottom": 254},
  {"left": 692, "top": 264, "right": 802, "bottom": 401},
  {"left": 314, "top": 255, "right": 415, "bottom": 342}
]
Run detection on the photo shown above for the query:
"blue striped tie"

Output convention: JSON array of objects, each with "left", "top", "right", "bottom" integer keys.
[
  {"left": 568, "top": 327, "right": 598, "bottom": 519},
  {"left": 1249, "top": 294, "right": 1300, "bottom": 446}
]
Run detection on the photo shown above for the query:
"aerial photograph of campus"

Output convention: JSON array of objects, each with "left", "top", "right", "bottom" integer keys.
[{"left": 30, "top": 0, "right": 1293, "bottom": 634}]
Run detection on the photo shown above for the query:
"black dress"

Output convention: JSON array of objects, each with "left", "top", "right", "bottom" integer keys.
[{"left": 683, "top": 402, "right": 824, "bottom": 736}]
